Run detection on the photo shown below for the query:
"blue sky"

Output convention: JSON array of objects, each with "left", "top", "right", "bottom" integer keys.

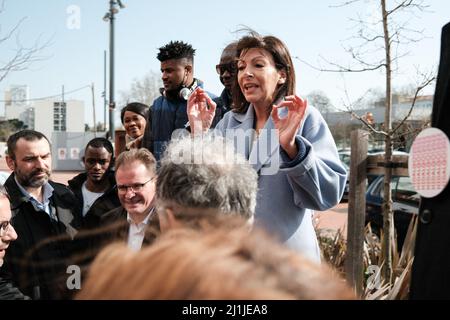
[{"left": 0, "top": 0, "right": 449, "bottom": 127}]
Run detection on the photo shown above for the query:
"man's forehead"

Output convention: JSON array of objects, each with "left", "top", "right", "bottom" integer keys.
[
  {"left": 85, "top": 146, "right": 112, "bottom": 158},
  {"left": 0, "top": 196, "right": 11, "bottom": 220},
  {"left": 16, "top": 137, "right": 49, "bottom": 148},
  {"left": 15, "top": 138, "right": 50, "bottom": 154},
  {"left": 161, "top": 58, "right": 189, "bottom": 68},
  {"left": 116, "top": 161, "right": 153, "bottom": 176},
  {"left": 221, "top": 48, "right": 236, "bottom": 62}
]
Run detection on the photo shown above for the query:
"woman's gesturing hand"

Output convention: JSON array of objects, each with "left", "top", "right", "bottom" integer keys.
[
  {"left": 187, "top": 87, "right": 217, "bottom": 135},
  {"left": 271, "top": 95, "right": 307, "bottom": 159}
]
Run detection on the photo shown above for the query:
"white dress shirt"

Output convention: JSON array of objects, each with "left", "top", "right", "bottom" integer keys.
[{"left": 126, "top": 208, "right": 154, "bottom": 251}]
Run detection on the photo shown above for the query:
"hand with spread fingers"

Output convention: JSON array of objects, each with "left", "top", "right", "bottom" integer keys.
[
  {"left": 187, "top": 87, "right": 217, "bottom": 135},
  {"left": 271, "top": 95, "right": 307, "bottom": 159}
]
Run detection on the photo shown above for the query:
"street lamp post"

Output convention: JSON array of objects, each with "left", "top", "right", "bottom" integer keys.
[{"left": 103, "top": 0, "right": 125, "bottom": 141}]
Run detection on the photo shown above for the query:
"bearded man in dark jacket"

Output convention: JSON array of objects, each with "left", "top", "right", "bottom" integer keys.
[{"left": 0, "top": 130, "right": 82, "bottom": 300}]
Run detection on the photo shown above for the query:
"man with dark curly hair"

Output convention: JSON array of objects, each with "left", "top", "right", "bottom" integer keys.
[{"left": 142, "top": 40, "right": 217, "bottom": 161}]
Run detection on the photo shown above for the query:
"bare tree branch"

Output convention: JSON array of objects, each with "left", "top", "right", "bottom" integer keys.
[
  {"left": 340, "top": 85, "right": 388, "bottom": 136},
  {"left": 329, "top": 0, "right": 362, "bottom": 8},
  {"left": 119, "top": 70, "right": 162, "bottom": 107},
  {"left": 320, "top": 0, "right": 432, "bottom": 288},
  {"left": 386, "top": 0, "right": 428, "bottom": 16},
  {"left": 350, "top": 110, "right": 388, "bottom": 136},
  {"left": 293, "top": 55, "right": 386, "bottom": 73},
  {"left": 391, "top": 72, "right": 436, "bottom": 134},
  {"left": 0, "top": 6, "right": 51, "bottom": 83}
]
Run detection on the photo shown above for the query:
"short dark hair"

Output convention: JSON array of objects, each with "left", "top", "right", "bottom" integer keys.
[
  {"left": 120, "top": 102, "right": 149, "bottom": 124},
  {"left": 85, "top": 137, "right": 114, "bottom": 155},
  {"left": 7, "top": 130, "right": 51, "bottom": 160},
  {"left": 157, "top": 41, "right": 196, "bottom": 63},
  {"left": 232, "top": 30, "right": 295, "bottom": 115}
]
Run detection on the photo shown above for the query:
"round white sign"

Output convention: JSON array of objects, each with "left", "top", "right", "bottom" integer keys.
[{"left": 409, "top": 127, "right": 450, "bottom": 198}]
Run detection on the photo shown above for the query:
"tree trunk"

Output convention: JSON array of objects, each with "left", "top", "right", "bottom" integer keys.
[{"left": 381, "top": 0, "right": 394, "bottom": 284}]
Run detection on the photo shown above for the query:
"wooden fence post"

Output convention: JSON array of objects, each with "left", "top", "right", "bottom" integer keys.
[
  {"left": 114, "top": 129, "right": 126, "bottom": 158},
  {"left": 345, "top": 129, "right": 368, "bottom": 297}
]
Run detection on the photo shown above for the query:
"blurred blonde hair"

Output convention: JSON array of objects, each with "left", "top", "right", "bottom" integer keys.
[{"left": 77, "top": 222, "right": 355, "bottom": 300}]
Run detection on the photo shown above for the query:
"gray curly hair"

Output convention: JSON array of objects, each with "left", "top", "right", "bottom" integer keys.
[{"left": 157, "top": 134, "right": 258, "bottom": 221}]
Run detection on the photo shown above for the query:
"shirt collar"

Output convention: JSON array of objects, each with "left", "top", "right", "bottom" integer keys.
[
  {"left": 126, "top": 207, "right": 154, "bottom": 226},
  {"left": 232, "top": 103, "right": 255, "bottom": 123},
  {"left": 14, "top": 176, "right": 54, "bottom": 205}
]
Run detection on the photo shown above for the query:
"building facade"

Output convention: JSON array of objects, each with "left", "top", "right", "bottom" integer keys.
[
  {"left": 3, "top": 85, "right": 34, "bottom": 129},
  {"left": 33, "top": 99, "right": 85, "bottom": 140}
]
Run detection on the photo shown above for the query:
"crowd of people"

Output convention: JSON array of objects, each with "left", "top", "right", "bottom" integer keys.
[{"left": 0, "top": 30, "right": 349, "bottom": 300}]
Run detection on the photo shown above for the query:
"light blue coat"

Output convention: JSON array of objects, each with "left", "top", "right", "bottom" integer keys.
[{"left": 215, "top": 104, "right": 347, "bottom": 263}]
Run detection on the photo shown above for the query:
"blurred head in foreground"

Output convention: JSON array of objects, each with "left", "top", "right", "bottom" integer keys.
[{"left": 76, "top": 224, "right": 355, "bottom": 300}]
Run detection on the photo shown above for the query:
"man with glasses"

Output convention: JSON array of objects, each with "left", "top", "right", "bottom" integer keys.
[
  {"left": 101, "top": 148, "right": 158, "bottom": 251},
  {"left": 212, "top": 41, "right": 238, "bottom": 127},
  {"left": 0, "top": 185, "right": 29, "bottom": 299}
]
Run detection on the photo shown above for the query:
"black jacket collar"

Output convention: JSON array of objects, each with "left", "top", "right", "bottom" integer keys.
[{"left": 4, "top": 173, "right": 73, "bottom": 211}]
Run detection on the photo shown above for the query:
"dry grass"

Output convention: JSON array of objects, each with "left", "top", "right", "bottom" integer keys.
[{"left": 315, "top": 215, "right": 418, "bottom": 300}]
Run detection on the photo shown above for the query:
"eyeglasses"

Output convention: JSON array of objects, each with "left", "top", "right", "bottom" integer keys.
[
  {"left": 216, "top": 63, "right": 236, "bottom": 75},
  {"left": 0, "top": 220, "right": 11, "bottom": 237},
  {"left": 117, "top": 177, "right": 155, "bottom": 194}
]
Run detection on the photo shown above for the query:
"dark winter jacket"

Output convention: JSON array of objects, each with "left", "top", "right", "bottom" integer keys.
[
  {"left": 410, "top": 22, "right": 450, "bottom": 299},
  {"left": 141, "top": 79, "right": 217, "bottom": 161},
  {"left": 99, "top": 206, "right": 160, "bottom": 247},
  {"left": 0, "top": 174, "right": 82, "bottom": 300},
  {"left": 212, "top": 88, "right": 233, "bottom": 127},
  {"left": 67, "top": 171, "right": 121, "bottom": 229},
  {"left": 0, "top": 276, "right": 30, "bottom": 300}
]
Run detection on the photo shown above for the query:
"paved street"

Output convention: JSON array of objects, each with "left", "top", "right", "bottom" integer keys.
[{"left": 313, "top": 202, "right": 348, "bottom": 237}]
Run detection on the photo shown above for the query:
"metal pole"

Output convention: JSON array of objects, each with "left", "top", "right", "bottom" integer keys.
[
  {"left": 108, "top": 0, "right": 115, "bottom": 140},
  {"left": 91, "top": 82, "right": 97, "bottom": 135},
  {"left": 104, "top": 50, "right": 107, "bottom": 132}
]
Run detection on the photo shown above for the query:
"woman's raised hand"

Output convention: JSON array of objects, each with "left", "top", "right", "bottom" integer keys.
[
  {"left": 271, "top": 95, "right": 307, "bottom": 159},
  {"left": 187, "top": 87, "right": 217, "bottom": 135}
]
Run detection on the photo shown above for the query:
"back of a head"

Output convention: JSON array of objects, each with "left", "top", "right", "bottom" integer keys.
[
  {"left": 76, "top": 225, "right": 355, "bottom": 300},
  {"left": 157, "top": 134, "right": 258, "bottom": 221}
]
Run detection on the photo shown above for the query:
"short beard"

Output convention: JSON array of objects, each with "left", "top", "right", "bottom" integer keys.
[{"left": 15, "top": 169, "right": 51, "bottom": 188}]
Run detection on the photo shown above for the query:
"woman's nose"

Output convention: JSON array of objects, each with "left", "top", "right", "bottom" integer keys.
[{"left": 244, "top": 68, "right": 254, "bottom": 78}]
